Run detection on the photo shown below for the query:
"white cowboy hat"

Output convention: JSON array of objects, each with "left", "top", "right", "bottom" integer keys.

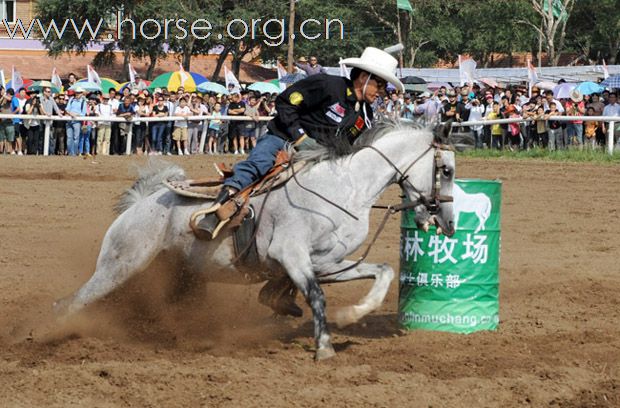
[
  {"left": 570, "top": 88, "right": 583, "bottom": 102},
  {"left": 341, "top": 47, "right": 404, "bottom": 93}
]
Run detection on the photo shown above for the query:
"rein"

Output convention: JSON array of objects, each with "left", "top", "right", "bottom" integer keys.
[
  {"left": 320, "top": 142, "right": 454, "bottom": 278},
  {"left": 232, "top": 141, "right": 454, "bottom": 279}
]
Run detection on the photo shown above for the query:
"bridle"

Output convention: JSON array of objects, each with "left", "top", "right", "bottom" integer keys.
[
  {"left": 318, "top": 141, "right": 455, "bottom": 277},
  {"left": 232, "top": 140, "right": 456, "bottom": 278},
  {"left": 365, "top": 141, "right": 454, "bottom": 215}
]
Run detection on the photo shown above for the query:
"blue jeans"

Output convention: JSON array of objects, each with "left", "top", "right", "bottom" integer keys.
[
  {"left": 66, "top": 121, "right": 81, "bottom": 156},
  {"left": 79, "top": 125, "right": 91, "bottom": 154},
  {"left": 566, "top": 123, "right": 583, "bottom": 145},
  {"left": 164, "top": 121, "right": 173, "bottom": 154},
  {"left": 151, "top": 123, "right": 166, "bottom": 152},
  {"left": 224, "top": 133, "right": 286, "bottom": 191}
]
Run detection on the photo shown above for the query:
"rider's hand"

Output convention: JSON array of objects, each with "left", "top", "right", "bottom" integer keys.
[{"left": 294, "top": 134, "right": 318, "bottom": 151}]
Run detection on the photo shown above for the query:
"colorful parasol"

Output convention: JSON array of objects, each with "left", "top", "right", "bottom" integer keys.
[
  {"left": 29, "top": 80, "right": 61, "bottom": 94},
  {"left": 77, "top": 77, "right": 120, "bottom": 94},
  {"left": 148, "top": 71, "right": 208, "bottom": 92},
  {"left": 6, "top": 77, "right": 33, "bottom": 91}
]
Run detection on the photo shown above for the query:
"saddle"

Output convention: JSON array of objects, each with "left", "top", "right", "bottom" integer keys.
[{"left": 164, "top": 150, "right": 306, "bottom": 241}]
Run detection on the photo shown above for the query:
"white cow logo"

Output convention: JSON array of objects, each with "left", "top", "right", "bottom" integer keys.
[{"left": 453, "top": 184, "right": 492, "bottom": 233}]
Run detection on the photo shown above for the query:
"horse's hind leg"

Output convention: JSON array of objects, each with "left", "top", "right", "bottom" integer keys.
[
  {"left": 318, "top": 261, "right": 394, "bottom": 328},
  {"left": 55, "top": 214, "right": 163, "bottom": 318}
]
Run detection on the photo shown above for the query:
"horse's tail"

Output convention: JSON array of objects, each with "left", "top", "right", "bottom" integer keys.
[{"left": 114, "top": 158, "right": 186, "bottom": 214}]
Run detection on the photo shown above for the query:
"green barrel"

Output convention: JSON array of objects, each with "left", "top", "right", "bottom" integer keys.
[{"left": 398, "top": 179, "right": 502, "bottom": 333}]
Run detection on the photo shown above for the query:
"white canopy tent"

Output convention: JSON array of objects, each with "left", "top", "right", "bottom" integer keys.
[{"left": 325, "top": 65, "right": 620, "bottom": 86}]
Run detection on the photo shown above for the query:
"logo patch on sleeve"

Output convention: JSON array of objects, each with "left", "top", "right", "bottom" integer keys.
[
  {"left": 328, "top": 103, "right": 345, "bottom": 117},
  {"left": 354, "top": 116, "right": 365, "bottom": 130},
  {"left": 289, "top": 92, "right": 304, "bottom": 105},
  {"left": 326, "top": 110, "right": 343, "bottom": 123}
]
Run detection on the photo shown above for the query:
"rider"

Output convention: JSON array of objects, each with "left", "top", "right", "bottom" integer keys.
[
  {"left": 198, "top": 47, "right": 404, "bottom": 239},
  {"left": 198, "top": 47, "right": 404, "bottom": 317}
]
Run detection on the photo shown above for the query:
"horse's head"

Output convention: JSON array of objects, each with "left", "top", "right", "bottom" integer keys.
[
  {"left": 353, "top": 120, "right": 456, "bottom": 236},
  {"left": 400, "top": 143, "right": 456, "bottom": 237}
]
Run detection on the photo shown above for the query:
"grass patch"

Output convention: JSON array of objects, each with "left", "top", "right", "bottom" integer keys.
[{"left": 460, "top": 147, "right": 620, "bottom": 164}]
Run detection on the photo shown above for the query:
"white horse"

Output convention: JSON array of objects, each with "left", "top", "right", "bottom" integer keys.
[
  {"left": 453, "top": 183, "right": 492, "bottom": 233},
  {"left": 54, "top": 121, "right": 456, "bottom": 360}
]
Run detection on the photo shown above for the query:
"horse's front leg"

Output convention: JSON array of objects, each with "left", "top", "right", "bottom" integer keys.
[
  {"left": 268, "top": 241, "right": 335, "bottom": 361},
  {"left": 318, "top": 261, "right": 394, "bottom": 328}
]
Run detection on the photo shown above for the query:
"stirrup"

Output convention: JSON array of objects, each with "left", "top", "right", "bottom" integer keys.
[
  {"left": 194, "top": 213, "right": 231, "bottom": 240},
  {"left": 189, "top": 188, "right": 237, "bottom": 240}
]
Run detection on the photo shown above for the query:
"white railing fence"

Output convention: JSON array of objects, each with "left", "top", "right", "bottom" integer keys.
[{"left": 0, "top": 114, "right": 618, "bottom": 156}]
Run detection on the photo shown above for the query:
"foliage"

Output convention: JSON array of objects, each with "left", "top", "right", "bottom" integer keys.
[
  {"left": 34, "top": 0, "right": 620, "bottom": 78},
  {"left": 568, "top": 0, "right": 620, "bottom": 64}
]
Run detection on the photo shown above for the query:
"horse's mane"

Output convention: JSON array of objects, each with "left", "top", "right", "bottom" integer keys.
[
  {"left": 114, "top": 158, "right": 185, "bottom": 214},
  {"left": 113, "top": 119, "right": 438, "bottom": 214},
  {"left": 293, "top": 118, "right": 435, "bottom": 164}
]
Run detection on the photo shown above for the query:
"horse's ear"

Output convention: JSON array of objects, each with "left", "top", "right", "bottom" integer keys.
[{"left": 432, "top": 122, "right": 452, "bottom": 144}]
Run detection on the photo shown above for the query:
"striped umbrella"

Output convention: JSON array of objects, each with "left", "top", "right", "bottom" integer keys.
[
  {"left": 29, "top": 80, "right": 61, "bottom": 94},
  {"left": 148, "top": 71, "right": 208, "bottom": 92},
  {"left": 6, "top": 77, "right": 33, "bottom": 91},
  {"left": 78, "top": 77, "right": 120, "bottom": 94}
]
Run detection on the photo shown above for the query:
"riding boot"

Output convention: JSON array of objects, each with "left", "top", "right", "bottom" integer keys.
[
  {"left": 196, "top": 187, "right": 237, "bottom": 240},
  {"left": 258, "top": 277, "right": 303, "bottom": 318}
]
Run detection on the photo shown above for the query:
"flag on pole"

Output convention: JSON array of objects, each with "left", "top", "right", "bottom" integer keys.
[
  {"left": 542, "top": 0, "right": 568, "bottom": 21},
  {"left": 0, "top": 70, "right": 5, "bottom": 91},
  {"left": 458, "top": 55, "right": 476, "bottom": 87},
  {"left": 178, "top": 63, "right": 190, "bottom": 87},
  {"left": 128, "top": 63, "right": 138, "bottom": 84},
  {"left": 527, "top": 59, "right": 539, "bottom": 97},
  {"left": 338, "top": 58, "right": 350, "bottom": 79},
  {"left": 602, "top": 59, "right": 609, "bottom": 79},
  {"left": 87, "top": 64, "right": 101, "bottom": 86},
  {"left": 224, "top": 66, "right": 240, "bottom": 93},
  {"left": 51, "top": 67, "right": 62, "bottom": 90},
  {"left": 397, "top": 0, "right": 413, "bottom": 12},
  {"left": 10, "top": 66, "right": 23, "bottom": 91},
  {"left": 276, "top": 61, "right": 288, "bottom": 92}
]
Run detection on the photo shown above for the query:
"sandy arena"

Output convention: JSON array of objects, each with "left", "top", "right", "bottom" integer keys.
[{"left": 0, "top": 155, "right": 618, "bottom": 407}]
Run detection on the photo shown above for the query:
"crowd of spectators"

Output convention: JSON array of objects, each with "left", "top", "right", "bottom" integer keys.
[
  {"left": 375, "top": 82, "right": 620, "bottom": 150},
  {"left": 0, "top": 64, "right": 619, "bottom": 156},
  {"left": 0, "top": 75, "right": 277, "bottom": 156}
]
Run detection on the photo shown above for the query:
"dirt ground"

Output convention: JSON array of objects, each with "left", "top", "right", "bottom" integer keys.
[{"left": 0, "top": 155, "right": 618, "bottom": 408}]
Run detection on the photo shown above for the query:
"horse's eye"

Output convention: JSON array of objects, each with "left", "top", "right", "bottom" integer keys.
[{"left": 442, "top": 168, "right": 452, "bottom": 178}]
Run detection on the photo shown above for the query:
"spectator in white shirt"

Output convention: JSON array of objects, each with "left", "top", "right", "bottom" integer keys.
[
  {"left": 601, "top": 93, "right": 620, "bottom": 147},
  {"left": 173, "top": 97, "right": 191, "bottom": 155},
  {"left": 95, "top": 93, "right": 114, "bottom": 155},
  {"left": 543, "top": 90, "right": 565, "bottom": 113}
]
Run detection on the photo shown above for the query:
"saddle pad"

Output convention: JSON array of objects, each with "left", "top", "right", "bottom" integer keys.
[{"left": 163, "top": 179, "right": 222, "bottom": 199}]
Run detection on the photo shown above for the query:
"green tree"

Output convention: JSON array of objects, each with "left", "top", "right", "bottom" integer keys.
[
  {"left": 569, "top": 0, "right": 620, "bottom": 64},
  {"left": 518, "top": 0, "right": 577, "bottom": 66},
  {"left": 460, "top": 0, "right": 536, "bottom": 67},
  {"left": 288, "top": 0, "right": 380, "bottom": 66}
]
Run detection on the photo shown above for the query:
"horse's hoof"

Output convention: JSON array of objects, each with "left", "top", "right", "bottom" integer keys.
[
  {"left": 315, "top": 345, "right": 336, "bottom": 361},
  {"left": 334, "top": 306, "right": 358, "bottom": 328}
]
